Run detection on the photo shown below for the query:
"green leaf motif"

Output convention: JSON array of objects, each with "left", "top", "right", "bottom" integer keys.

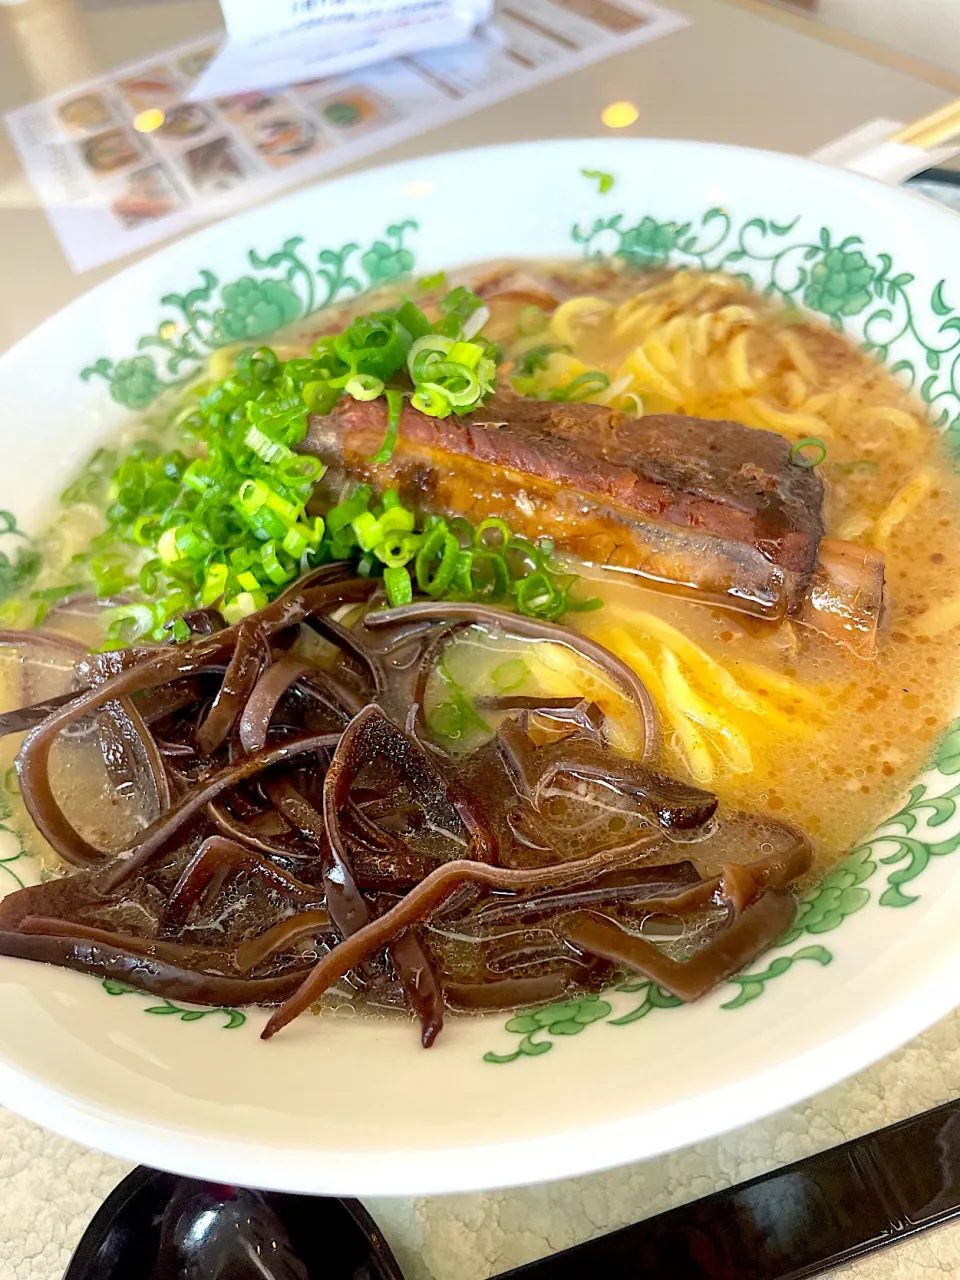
[
  {"left": 210, "top": 277, "right": 303, "bottom": 346},
  {"left": 609, "top": 980, "right": 682, "bottom": 1026},
  {"left": 802, "top": 248, "right": 876, "bottom": 319},
  {"left": 78, "top": 222, "right": 420, "bottom": 409},
  {"left": 0, "top": 814, "right": 31, "bottom": 891},
  {"left": 361, "top": 221, "right": 418, "bottom": 284},
  {"left": 721, "top": 946, "right": 833, "bottom": 1010},
  {"left": 932, "top": 279, "right": 952, "bottom": 316},
  {"left": 248, "top": 236, "right": 316, "bottom": 314},
  {"left": 316, "top": 244, "right": 361, "bottom": 306},
  {"left": 100, "top": 981, "right": 246, "bottom": 1029},
  {"left": 777, "top": 847, "right": 876, "bottom": 945},
  {"left": 569, "top": 200, "right": 960, "bottom": 469},
  {"left": 878, "top": 830, "right": 960, "bottom": 907},
  {"left": 935, "top": 719, "right": 960, "bottom": 774},
  {"left": 102, "top": 978, "right": 137, "bottom": 996},
  {"left": 483, "top": 994, "right": 613, "bottom": 1064},
  {"left": 618, "top": 216, "right": 682, "bottom": 268},
  {"left": 105, "top": 356, "right": 164, "bottom": 410},
  {"left": 889, "top": 359, "right": 916, "bottom": 386},
  {"left": 79, "top": 357, "right": 114, "bottom": 385}
]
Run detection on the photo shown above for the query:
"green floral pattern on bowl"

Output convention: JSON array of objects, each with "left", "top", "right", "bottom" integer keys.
[
  {"left": 574, "top": 208, "right": 960, "bottom": 443},
  {"left": 483, "top": 719, "right": 960, "bottom": 1062},
  {"left": 80, "top": 221, "right": 418, "bottom": 409},
  {"left": 66, "top": 190, "right": 960, "bottom": 1057}
]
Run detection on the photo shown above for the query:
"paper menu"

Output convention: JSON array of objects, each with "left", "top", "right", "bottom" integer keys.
[
  {"left": 203, "top": 0, "right": 495, "bottom": 96},
  {"left": 4, "top": 0, "right": 689, "bottom": 274}
]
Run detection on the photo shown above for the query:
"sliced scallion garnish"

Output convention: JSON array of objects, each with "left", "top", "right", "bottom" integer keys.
[{"left": 789, "top": 437, "right": 827, "bottom": 468}]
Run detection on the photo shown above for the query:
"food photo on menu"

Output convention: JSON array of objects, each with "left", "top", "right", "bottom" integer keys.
[{"left": 3, "top": 0, "right": 960, "bottom": 1277}]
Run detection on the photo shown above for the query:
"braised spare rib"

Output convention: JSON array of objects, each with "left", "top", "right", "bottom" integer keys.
[{"left": 301, "top": 395, "right": 884, "bottom": 654}]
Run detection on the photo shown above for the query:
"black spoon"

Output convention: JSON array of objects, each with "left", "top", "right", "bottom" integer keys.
[
  {"left": 65, "top": 1097, "right": 960, "bottom": 1280},
  {"left": 63, "top": 1167, "right": 405, "bottom": 1280}
]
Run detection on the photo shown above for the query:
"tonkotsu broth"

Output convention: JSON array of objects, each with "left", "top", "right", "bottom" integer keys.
[{"left": 7, "top": 260, "right": 960, "bottom": 894}]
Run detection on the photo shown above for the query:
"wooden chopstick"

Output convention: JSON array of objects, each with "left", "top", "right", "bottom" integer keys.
[{"left": 892, "top": 97, "right": 960, "bottom": 150}]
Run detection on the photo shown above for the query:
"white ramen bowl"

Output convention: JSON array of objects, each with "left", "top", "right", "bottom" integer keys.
[{"left": 1, "top": 139, "right": 959, "bottom": 1196}]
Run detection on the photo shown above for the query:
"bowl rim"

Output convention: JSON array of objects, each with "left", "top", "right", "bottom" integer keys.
[{"left": 2, "top": 136, "right": 960, "bottom": 1196}]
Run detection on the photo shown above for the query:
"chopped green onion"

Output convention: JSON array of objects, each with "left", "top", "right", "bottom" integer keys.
[
  {"left": 236, "top": 345, "right": 281, "bottom": 381},
  {"left": 408, "top": 333, "right": 454, "bottom": 380},
  {"left": 106, "top": 603, "right": 158, "bottom": 645},
  {"left": 350, "top": 510, "right": 382, "bottom": 553},
  {"left": 260, "top": 541, "right": 292, "bottom": 585},
  {"left": 517, "top": 306, "right": 548, "bottom": 336},
  {"left": 437, "top": 656, "right": 489, "bottom": 734},
  {"left": 831, "top": 458, "right": 877, "bottom": 475},
  {"left": 201, "top": 562, "right": 228, "bottom": 605},
  {"left": 428, "top": 701, "right": 463, "bottom": 739},
  {"left": 416, "top": 271, "right": 448, "bottom": 293},
  {"left": 564, "top": 593, "right": 603, "bottom": 613},
  {"left": 454, "top": 550, "right": 509, "bottom": 602},
  {"left": 334, "top": 312, "right": 410, "bottom": 381},
  {"left": 237, "top": 479, "right": 300, "bottom": 524},
  {"left": 547, "top": 372, "right": 610, "bottom": 403},
  {"left": 131, "top": 515, "right": 160, "bottom": 546},
  {"left": 137, "top": 559, "right": 161, "bottom": 596},
  {"left": 375, "top": 533, "right": 414, "bottom": 568},
  {"left": 447, "top": 341, "right": 483, "bottom": 370},
  {"left": 303, "top": 380, "right": 341, "bottom": 414},
  {"left": 326, "top": 485, "right": 373, "bottom": 534},
  {"left": 514, "top": 344, "right": 572, "bottom": 377},
  {"left": 369, "top": 388, "right": 404, "bottom": 465},
  {"left": 244, "top": 424, "right": 292, "bottom": 465},
  {"left": 789, "top": 437, "right": 827, "bottom": 468},
  {"left": 580, "top": 168, "right": 615, "bottom": 195},
  {"left": 395, "top": 300, "right": 432, "bottom": 340},
  {"left": 383, "top": 564, "right": 413, "bottom": 606},
  {"left": 448, "top": 516, "right": 475, "bottom": 548},
  {"left": 411, "top": 383, "right": 452, "bottom": 418},
  {"left": 416, "top": 526, "right": 459, "bottom": 596},
  {"left": 157, "top": 527, "right": 181, "bottom": 565},
  {"left": 436, "top": 286, "right": 484, "bottom": 338},
  {"left": 504, "top": 537, "right": 542, "bottom": 580},
  {"left": 492, "top": 659, "right": 528, "bottom": 691},
  {"left": 379, "top": 505, "right": 415, "bottom": 535},
  {"left": 29, "top": 582, "right": 83, "bottom": 603},
  {"left": 345, "top": 374, "right": 385, "bottom": 401},
  {"left": 223, "top": 590, "right": 266, "bottom": 623},
  {"left": 515, "top": 572, "right": 561, "bottom": 618},
  {"left": 475, "top": 518, "right": 511, "bottom": 551},
  {"left": 282, "top": 519, "right": 322, "bottom": 558}
]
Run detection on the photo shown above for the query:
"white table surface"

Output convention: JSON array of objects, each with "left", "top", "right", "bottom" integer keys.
[{"left": 1, "top": 2, "right": 959, "bottom": 1278}]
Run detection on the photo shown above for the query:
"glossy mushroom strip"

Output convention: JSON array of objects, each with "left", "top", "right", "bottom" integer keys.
[
  {"left": 261, "top": 834, "right": 668, "bottom": 1039},
  {"left": 0, "top": 930, "right": 313, "bottom": 1006},
  {"left": 0, "top": 582, "right": 815, "bottom": 1047},
  {"left": 562, "top": 891, "right": 798, "bottom": 1002}
]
